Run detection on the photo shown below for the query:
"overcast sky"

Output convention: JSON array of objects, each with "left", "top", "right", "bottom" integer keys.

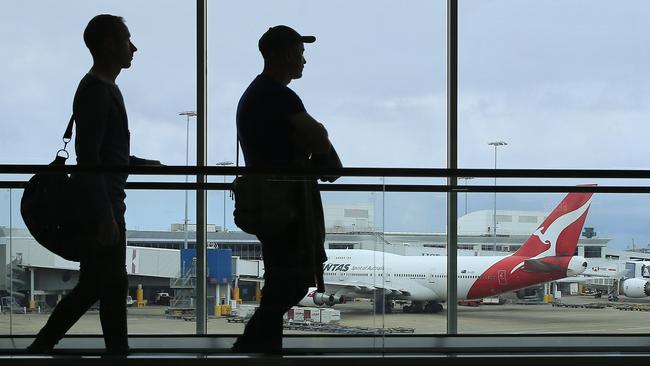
[{"left": 2, "top": 1, "right": 650, "bottom": 250}]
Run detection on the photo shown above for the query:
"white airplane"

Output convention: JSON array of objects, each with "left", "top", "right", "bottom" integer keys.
[
  {"left": 300, "top": 189, "right": 593, "bottom": 313},
  {"left": 574, "top": 260, "right": 650, "bottom": 299},
  {"left": 619, "top": 262, "right": 650, "bottom": 298}
]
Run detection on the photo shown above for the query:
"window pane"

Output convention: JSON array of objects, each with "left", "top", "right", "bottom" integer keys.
[
  {"left": 208, "top": 0, "right": 447, "bottom": 168},
  {"left": 207, "top": 0, "right": 448, "bottom": 340},
  {"left": 1, "top": 0, "right": 196, "bottom": 336},
  {"left": 0, "top": 189, "right": 200, "bottom": 335},
  {"left": 459, "top": 0, "right": 650, "bottom": 170},
  {"left": 0, "top": 1, "right": 196, "bottom": 167},
  {"left": 207, "top": 186, "right": 397, "bottom": 337},
  {"left": 458, "top": 190, "right": 650, "bottom": 334},
  {"left": 1, "top": 189, "right": 19, "bottom": 335}
]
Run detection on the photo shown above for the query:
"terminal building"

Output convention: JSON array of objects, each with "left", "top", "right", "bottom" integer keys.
[{"left": 2, "top": 203, "right": 649, "bottom": 311}]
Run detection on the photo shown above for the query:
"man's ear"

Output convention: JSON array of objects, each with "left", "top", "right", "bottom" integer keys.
[
  {"left": 284, "top": 49, "right": 294, "bottom": 63},
  {"left": 102, "top": 37, "right": 115, "bottom": 55}
]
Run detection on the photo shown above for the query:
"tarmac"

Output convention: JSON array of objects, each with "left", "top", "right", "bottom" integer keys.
[{"left": 3, "top": 295, "right": 650, "bottom": 336}]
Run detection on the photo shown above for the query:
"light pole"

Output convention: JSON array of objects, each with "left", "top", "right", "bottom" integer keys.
[
  {"left": 179, "top": 111, "right": 197, "bottom": 249},
  {"left": 216, "top": 161, "right": 234, "bottom": 232},
  {"left": 488, "top": 141, "right": 507, "bottom": 252},
  {"left": 459, "top": 177, "right": 474, "bottom": 216}
]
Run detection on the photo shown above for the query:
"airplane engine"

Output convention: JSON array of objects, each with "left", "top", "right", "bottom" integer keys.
[
  {"left": 566, "top": 256, "right": 587, "bottom": 276},
  {"left": 621, "top": 278, "right": 650, "bottom": 298},
  {"left": 313, "top": 293, "right": 345, "bottom": 307}
]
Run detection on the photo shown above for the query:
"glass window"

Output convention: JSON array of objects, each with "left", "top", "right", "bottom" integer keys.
[
  {"left": 459, "top": 0, "right": 650, "bottom": 171},
  {"left": 206, "top": 0, "right": 447, "bottom": 337},
  {"left": 5, "top": 0, "right": 650, "bottom": 356},
  {"left": 518, "top": 216, "right": 538, "bottom": 224},
  {"left": 496, "top": 215, "right": 513, "bottom": 223},
  {"left": 459, "top": 191, "right": 650, "bottom": 334},
  {"left": 208, "top": 0, "right": 447, "bottom": 168},
  {"left": 0, "top": 1, "right": 196, "bottom": 336},
  {"left": 584, "top": 246, "right": 602, "bottom": 259}
]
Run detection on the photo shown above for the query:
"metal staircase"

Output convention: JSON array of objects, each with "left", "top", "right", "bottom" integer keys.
[
  {"left": 2, "top": 253, "right": 26, "bottom": 313},
  {"left": 169, "top": 257, "right": 196, "bottom": 311}
]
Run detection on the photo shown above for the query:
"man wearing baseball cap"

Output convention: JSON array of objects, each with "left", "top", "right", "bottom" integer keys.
[{"left": 233, "top": 25, "right": 341, "bottom": 354}]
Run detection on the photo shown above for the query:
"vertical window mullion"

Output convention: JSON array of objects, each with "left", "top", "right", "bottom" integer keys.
[
  {"left": 195, "top": 0, "right": 208, "bottom": 335},
  {"left": 447, "top": 0, "right": 459, "bottom": 335}
]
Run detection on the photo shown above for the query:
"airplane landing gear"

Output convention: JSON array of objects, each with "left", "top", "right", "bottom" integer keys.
[
  {"left": 424, "top": 301, "right": 443, "bottom": 313},
  {"left": 403, "top": 301, "right": 442, "bottom": 313},
  {"left": 404, "top": 301, "right": 423, "bottom": 313},
  {"left": 373, "top": 292, "right": 393, "bottom": 314}
]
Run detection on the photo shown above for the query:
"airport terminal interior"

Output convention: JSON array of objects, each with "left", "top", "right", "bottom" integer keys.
[{"left": 3, "top": 0, "right": 650, "bottom": 365}]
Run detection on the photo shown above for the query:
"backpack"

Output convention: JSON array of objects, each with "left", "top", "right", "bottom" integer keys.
[{"left": 20, "top": 115, "right": 85, "bottom": 262}]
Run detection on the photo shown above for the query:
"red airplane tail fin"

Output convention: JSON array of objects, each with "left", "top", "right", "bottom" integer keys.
[{"left": 513, "top": 186, "right": 594, "bottom": 259}]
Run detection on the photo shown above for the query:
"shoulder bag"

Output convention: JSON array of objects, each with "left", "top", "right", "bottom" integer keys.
[{"left": 20, "top": 115, "right": 85, "bottom": 261}]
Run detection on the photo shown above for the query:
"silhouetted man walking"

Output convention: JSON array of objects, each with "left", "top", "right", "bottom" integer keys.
[
  {"left": 28, "top": 14, "right": 158, "bottom": 355},
  {"left": 233, "top": 25, "right": 341, "bottom": 354}
]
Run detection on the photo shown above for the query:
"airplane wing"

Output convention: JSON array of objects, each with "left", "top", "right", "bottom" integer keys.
[{"left": 323, "top": 280, "right": 412, "bottom": 298}]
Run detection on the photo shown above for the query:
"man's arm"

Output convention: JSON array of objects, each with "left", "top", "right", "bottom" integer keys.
[
  {"left": 130, "top": 156, "right": 163, "bottom": 166},
  {"left": 289, "top": 112, "right": 331, "bottom": 154},
  {"left": 311, "top": 145, "right": 342, "bottom": 183}
]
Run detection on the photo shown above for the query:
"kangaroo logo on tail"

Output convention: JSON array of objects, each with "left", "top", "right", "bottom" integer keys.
[
  {"left": 513, "top": 187, "right": 594, "bottom": 258},
  {"left": 510, "top": 193, "right": 592, "bottom": 274}
]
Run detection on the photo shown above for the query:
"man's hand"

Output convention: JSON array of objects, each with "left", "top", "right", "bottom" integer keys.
[
  {"left": 130, "top": 155, "right": 164, "bottom": 166},
  {"left": 97, "top": 216, "right": 120, "bottom": 247},
  {"left": 144, "top": 159, "right": 164, "bottom": 166},
  {"left": 312, "top": 146, "right": 342, "bottom": 183}
]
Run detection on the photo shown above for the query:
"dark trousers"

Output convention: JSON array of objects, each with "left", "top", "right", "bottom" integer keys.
[
  {"left": 234, "top": 234, "right": 311, "bottom": 352},
  {"left": 32, "top": 223, "right": 128, "bottom": 352}
]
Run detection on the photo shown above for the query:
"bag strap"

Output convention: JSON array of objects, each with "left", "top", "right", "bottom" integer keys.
[
  {"left": 63, "top": 114, "right": 74, "bottom": 142},
  {"left": 236, "top": 134, "right": 240, "bottom": 168},
  {"left": 54, "top": 114, "right": 74, "bottom": 164}
]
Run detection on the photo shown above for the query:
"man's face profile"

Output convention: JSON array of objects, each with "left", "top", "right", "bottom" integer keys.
[
  {"left": 286, "top": 43, "right": 306, "bottom": 80},
  {"left": 113, "top": 25, "right": 137, "bottom": 69},
  {"left": 103, "top": 23, "right": 137, "bottom": 69}
]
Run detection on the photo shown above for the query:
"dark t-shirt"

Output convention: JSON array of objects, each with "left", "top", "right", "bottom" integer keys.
[
  {"left": 72, "top": 73, "right": 130, "bottom": 220},
  {"left": 236, "top": 74, "right": 327, "bottom": 277},
  {"left": 236, "top": 74, "right": 306, "bottom": 168}
]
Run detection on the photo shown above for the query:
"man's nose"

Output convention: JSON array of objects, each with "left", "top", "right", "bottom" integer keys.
[{"left": 131, "top": 42, "right": 137, "bottom": 52}]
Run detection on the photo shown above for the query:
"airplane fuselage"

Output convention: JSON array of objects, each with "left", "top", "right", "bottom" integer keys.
[{"left": 323, "top": 249, "right": 585, "bottom": 302}]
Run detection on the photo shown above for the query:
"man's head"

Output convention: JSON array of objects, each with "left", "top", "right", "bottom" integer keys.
[
  {"left": 259, "top": 25, "right": 315, "bottom": 80},
  {"left": 84, "top": 14, "right": 137, "bottom": 69}
]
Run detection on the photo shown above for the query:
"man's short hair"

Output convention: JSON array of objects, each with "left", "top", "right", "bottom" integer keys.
[
  {"left": 83, "top": 14, "right": 126, "bottom": 57},
  {"left": 258, "top": 25, "right": 315, "bottom": 59}
]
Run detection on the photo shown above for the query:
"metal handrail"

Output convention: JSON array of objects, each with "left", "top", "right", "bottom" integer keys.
[
  {"left": 2, "top": 165, "right": 650, "bottom": 193},
  {"left": 0, "top": 181, "right": 649, "bottom": 193},
  {"left": 2, "top": 164, "right": 650, "bottom": 179}
]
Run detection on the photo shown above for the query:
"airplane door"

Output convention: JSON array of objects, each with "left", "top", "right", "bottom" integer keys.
[
  {"left": 428, "top": 271, "right": 435, "bottom": 283},
  {"left": 338, "top": 270, "right": 347, "bottom": 282},
  {"left": 498, "top": 270, "right": 507, "bottom": 285},
  {"left": 384, "top": 268, "right": 392, "bottom": 283}
]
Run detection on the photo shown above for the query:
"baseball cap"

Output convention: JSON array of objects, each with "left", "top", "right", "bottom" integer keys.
[{"left": 258, "top": 25, "right": 316, "bottom": 57}]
